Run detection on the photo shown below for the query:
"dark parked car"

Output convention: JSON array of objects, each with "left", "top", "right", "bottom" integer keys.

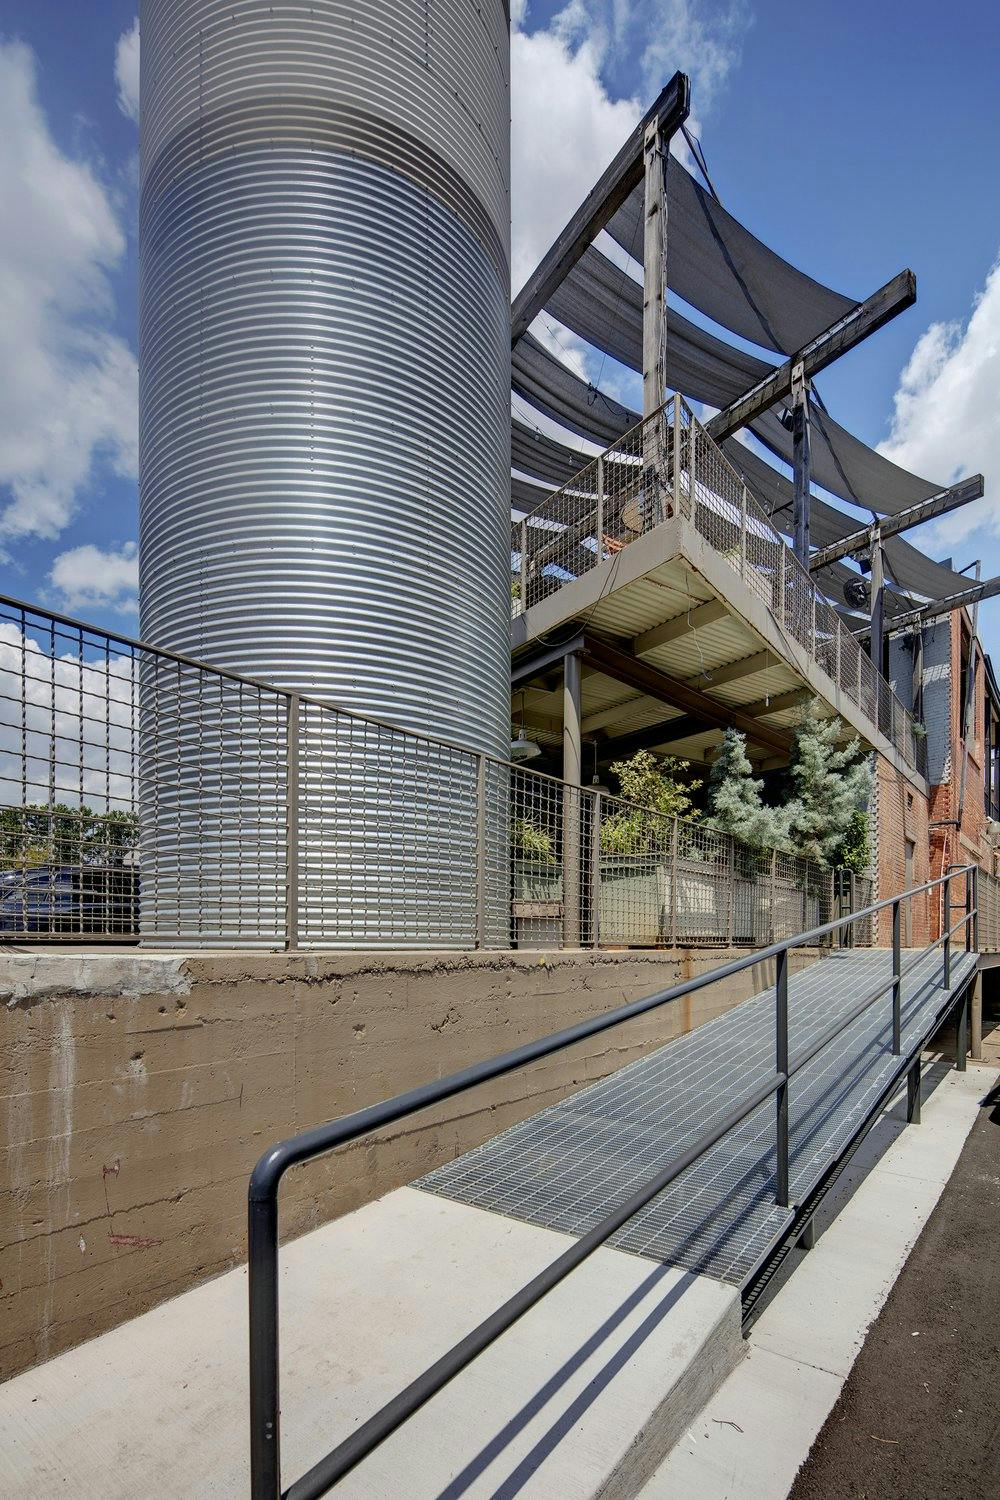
[{"left": 0, "top": 865, "right": 139, "bottom": 937}]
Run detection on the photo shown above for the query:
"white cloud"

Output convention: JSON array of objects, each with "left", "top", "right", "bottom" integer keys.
[
  {"left": 0, "top": 41, "right": 137, "bottom": 546},
  {"left": 511, "top": 7, "right": 638, "bottom": 292},
  {"left": 48, "top": 541, "right": 138, "bottom": 615},
  {"left": 879, "top": 255, "right": 1000, "bottom": 551},
  {"left": 115, "top": 18, "right": 140, "bottom": 122},
  {"left": 0, "top": 621, "right": 136, "bottom": 812},
  {"left": 511, "top": 1, "right": 750, "bottom": 288}
]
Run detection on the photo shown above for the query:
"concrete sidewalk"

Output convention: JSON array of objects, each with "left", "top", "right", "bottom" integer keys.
[
  {"left": 788, "top": 1068, "right": 1000, "bottom": 1500},
  {"left": 639, "top": 1059, "right": 998, "bottom": 1500},
  {"left": 0, "top": 1188, "right": 741, "bottom": 1499}
]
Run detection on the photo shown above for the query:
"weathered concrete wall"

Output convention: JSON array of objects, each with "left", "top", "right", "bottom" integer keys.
[{"left": 1, "top": 945, "right": 822, "bottom": 1380}]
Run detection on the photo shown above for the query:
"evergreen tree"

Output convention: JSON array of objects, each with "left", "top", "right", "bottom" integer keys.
[
  {"left": 785, "top": 701, "right": 871, "bottom": 867},
  {"left": 706, "top": 728, "right": 789, "bottom": 851}
]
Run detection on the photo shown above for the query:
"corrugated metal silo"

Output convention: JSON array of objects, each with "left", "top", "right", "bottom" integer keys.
[{"left": 138, "top": 0, "right": 511, "bottom": 946}]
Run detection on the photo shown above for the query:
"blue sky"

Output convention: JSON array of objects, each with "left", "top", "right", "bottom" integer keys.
[{"left": 2, "top": 0, "right": 999, "bottom": 648}]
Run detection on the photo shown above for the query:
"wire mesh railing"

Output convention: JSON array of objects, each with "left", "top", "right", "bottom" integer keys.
[
  {"left": 0, "top": 592, "right": 870, "bottom": 950},
  {"left": 512, "top": 394, "right": 926, "bottom": 775},
  {"left": 973, "top": 865, "right": 1000, "bottom": 952}
]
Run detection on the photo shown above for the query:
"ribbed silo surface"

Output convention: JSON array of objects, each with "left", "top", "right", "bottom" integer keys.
[{"left": 138, "top": 0, "right": 511, "bottom": 947}]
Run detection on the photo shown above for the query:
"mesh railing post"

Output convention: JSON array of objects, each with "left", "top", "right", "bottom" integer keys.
[
  {"left": 518, "top": 519, "right": 528, "bottom": 612},
  {"left": 739, "top": 484, "right": 749, "bottom": 577},
  {"left": 891, "top": 898, "right": 902, "bottom": 1054},
  {"left": 669, "top": 815, "right": 679, "bottom": 944},
  {"left": 775, "top": 947, "right": 790, "bottom": 1208},
  {"left": 595, "top": 456, "right": 605, "bottom": 562},
  {"left": 769, "top": 849, "right": 777, "bottom": 943},
  {"left": 475, "top": 754, "right": 487, "bottom": 948},
  {"left": 284, "top": 693, "right": 300, "bottom": 951},
  {"left": 726, "top": 835, "right": 735, "bottom": 946},
  {"left": 672, "top": 396, "right": 683, "bottom": 515},
  {"left": 589, "top": 788, "right": 602, "bottom": 948}
]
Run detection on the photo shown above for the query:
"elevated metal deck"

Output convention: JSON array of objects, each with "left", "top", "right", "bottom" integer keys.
[{"left": 419, "top": 947, "right": 977, "bottom": 1288}]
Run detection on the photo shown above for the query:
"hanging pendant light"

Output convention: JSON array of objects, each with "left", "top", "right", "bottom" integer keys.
[
  {"left": 510, "top": 692, "right": 542, "bottom": 762},
  {"left": 590, "top": 740, "right": 610, "bottom": 793}
]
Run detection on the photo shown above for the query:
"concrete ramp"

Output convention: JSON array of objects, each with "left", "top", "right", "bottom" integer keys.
[{"left": 0, "top": 1187, "right": 740, "bottom": 1499}]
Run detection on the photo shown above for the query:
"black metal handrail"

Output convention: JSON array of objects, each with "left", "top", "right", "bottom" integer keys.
[{"left": 248, "top": 866, "right": 978, "bottom": 1500}]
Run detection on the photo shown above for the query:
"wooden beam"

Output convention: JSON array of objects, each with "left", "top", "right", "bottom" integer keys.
[
  {"left": 863, "top": 573, "right": 1000, "bottom": 635},
  {"left": 583, "top": 635, "right": 791, "bottom": 754},
  {"left": 705, "top": 270, "right": 916, "bottom": 445},
  {"left": 632, "top": 599, "right": 727, "bottom": 656},
  {"left": 510, "top": 73, "right": 690, "bottom": 347},
  {"left": 808, "top": 475, "right": 985, "bottom": 571}
]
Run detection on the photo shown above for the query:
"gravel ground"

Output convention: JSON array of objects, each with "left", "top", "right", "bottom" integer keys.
[{"left": 789, "top": 1073, "right": 1000, "bottom": 1500}]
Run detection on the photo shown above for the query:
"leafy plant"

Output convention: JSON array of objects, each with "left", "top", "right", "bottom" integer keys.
[
  {"left": 510, "top": 814, "right": 556, "bottom": 864},
  {"left": 601, "top": 750, "right": 701, "bottom": 855},
  {"left": 832, "top": 807, "right": 871, "bottom": 874}
]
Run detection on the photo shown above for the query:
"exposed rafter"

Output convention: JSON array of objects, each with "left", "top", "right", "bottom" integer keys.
[
  {"left": 510, "top": 73, "right": 690, "bottom": 348},
  {"left": 705, "top": 270, "right": 916, "bottom": 445}
]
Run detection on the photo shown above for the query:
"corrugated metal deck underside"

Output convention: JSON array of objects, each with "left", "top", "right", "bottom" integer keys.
[{"left": 418, "top": 948, "right": 977, "bottom": 1285}]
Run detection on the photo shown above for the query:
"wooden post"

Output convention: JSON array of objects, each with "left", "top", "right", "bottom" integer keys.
[
  {"left": 643, "top": 120, "right": 667, "bottom": 523},
  {"left": 869, "top": 528, "right": 885, "bottom": 675},
  {"left": 642, "top": 121, "right": 667, "bottom": 421}
]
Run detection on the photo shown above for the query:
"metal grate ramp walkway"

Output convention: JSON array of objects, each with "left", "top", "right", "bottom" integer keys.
[{"left": 418, "top": 947, "right": 977, "bottom": 1287}]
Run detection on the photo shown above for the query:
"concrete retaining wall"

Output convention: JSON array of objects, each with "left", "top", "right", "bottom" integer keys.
[{"left": 1, "top": 945, "right": 821, "bottom": 1379}]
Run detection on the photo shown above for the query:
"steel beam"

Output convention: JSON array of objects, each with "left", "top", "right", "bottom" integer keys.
[
  {"left": 582, "top": 635, "right": 791, "bottom": 754},
  {"left": 705, "top": 270, "right": 916, "bottom": 445},
  {"left": 808, "top": 475, "right": 985, "bottom": 572},
  {"left": 511, "top": 73, "right": 690, "bottom": 347}
]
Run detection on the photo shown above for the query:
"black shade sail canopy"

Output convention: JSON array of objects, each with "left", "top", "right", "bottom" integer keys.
[
  {"left": 605, "top": 158, "right": 857, "bottom": 356},
  {"left": 510, "top": 117, "right": 978, "bottom": 615}
]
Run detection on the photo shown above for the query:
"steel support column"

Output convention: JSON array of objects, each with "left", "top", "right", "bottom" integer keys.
[{"left": 791, "top": 366, "right": 811, "bottom": 567}]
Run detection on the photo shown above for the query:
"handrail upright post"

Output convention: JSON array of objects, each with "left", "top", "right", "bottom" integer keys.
[
  {"left": 891, "top": 898, "right": 901, "bottom": 1054},
  {"left": 943, "top": 874, "right": 951, "bottom": 987},
  {"left": 775, "top": 947, "right": 790, "bottom": 1208},
  {"left": 965, "top": 867, "right": 973, "bottom": 952},
  {"left": 248, "top": 1190, "right": 281, "bottom": 1500}
]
